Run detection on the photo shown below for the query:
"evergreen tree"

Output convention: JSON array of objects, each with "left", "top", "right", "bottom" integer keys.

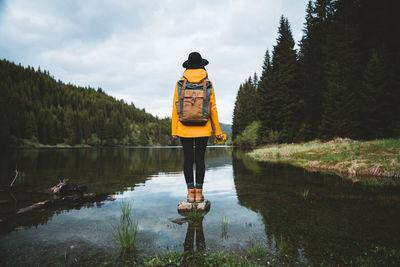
[
  {"left": 232, "top": 77, "right": 257, "bottom": 140},
  {"left": 64, "top": 106, "right": 75, "bottom": 144},
  {"left": 359, "top": 51, "right": 384, "bottom": 139},
  {"left": 232, "top": 84, "right": 244, "bottom": 140},
  {"left": 269, "top": 16, "right": 300, "bottom": 142},
  {"left": 298, "top": 0, "right": 332, "bottom": 140},
  {"left": 320, "top": 0, "right": 361, "bottom": 138},
  {"left": 257, "top": 50, "right": 274, "bottom": 142},
  {"left": 320, "top": 61, "right": 357, "bottom": 138},
  {"left": 25, "top": 111, "right": 38, "bottom": 139},
  {"left": 359, "top": 51, "right": 400, "bottom": 139},
  {"left": 252, "top": 72, "right": 258, "bottom": 89}
]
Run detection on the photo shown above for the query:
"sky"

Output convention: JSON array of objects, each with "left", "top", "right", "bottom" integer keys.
[{"left": 0, "top": 0, "right": 308, "bottom": 124}]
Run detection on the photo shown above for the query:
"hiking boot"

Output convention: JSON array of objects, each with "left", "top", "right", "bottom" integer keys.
[
  {"left": 187, "top": 188, "right": 195, "bottom": 203},
  {"left": 195, "top": 188, "right": 204, "bottom": 203}
]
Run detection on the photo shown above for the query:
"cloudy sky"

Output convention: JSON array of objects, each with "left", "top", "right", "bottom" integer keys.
[{"left": 0, "top": 0, "right": 307, "bottom": 124}]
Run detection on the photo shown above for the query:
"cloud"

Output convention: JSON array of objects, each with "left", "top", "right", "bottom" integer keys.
[{"left": 0, "top": 0, "right": 308, "bottom": 124}]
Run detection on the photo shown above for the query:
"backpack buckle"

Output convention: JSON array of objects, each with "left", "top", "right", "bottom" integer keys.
[{"left": 191, "top": 91, "right": 196, "bottom": 104}]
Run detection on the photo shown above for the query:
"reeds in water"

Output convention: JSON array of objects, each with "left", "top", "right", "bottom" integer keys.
[
  {"left": 221, "top": 216, "right": 228, "bottom": 239},
  {"left": 117, "top": 200, "right": 138, "bottom": 250},
  {"left": 302, "top": 188, "right": 310, "bottom": 199},
  {"left": 277, "top": 234, "right": 286, "bottom": 253}
]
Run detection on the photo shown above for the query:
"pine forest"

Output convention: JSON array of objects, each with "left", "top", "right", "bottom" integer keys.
[
  {"left": 232, "top": 0, "right": 399, "bottom": 146},
  {"left": 0, "top": 59, "right": 177, "bottom": 147}
]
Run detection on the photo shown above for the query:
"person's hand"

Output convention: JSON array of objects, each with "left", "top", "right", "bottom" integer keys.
[
  {"left": 216, "top": 134, "right": 223, "bottom": 140},
  {"left": 172, "top": 135, "right": 179, "bottom": 140}
]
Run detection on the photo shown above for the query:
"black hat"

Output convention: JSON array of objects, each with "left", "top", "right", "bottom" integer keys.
[{"left": 182, "top": 52, "right": 209, "bottom": 69}]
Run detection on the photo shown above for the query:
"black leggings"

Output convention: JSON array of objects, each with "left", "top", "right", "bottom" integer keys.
[{"left": 180, "top": 137, "right": 209, "bottom": 189}]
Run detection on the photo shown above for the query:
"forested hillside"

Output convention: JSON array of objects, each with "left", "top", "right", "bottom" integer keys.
[
  {"left": 233, "top": 0, "right": 399, "bottom": 146},
  {"left": 0, "top": 59, "right": 177, "bottom": 147},
  {"left": 220, "top": 123, "right": 232, "bottom": 136}
]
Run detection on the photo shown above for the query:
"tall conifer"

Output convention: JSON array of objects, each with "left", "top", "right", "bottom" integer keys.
[
  {"left": 270, "top": 16, "right": 299, "bottom": 142},
  {"left": 320, "top": 0, "right": 360, "bottom": 138},
  {"left": 298, "top": 0, "right": 332, "bottom": 140},
  {"left": 257, "top": 50, "right": 274, "bottom": 142},
  {"left": 232, "top": 78, "right": 257, "bottom": 140}
]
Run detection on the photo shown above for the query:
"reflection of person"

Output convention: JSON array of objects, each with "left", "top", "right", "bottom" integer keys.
[
  {"left": 183, "top": 216, "right": 206, "bottom": 255},
  {"left": 171, "top": 52, "right": 223, "bottom": 203}
]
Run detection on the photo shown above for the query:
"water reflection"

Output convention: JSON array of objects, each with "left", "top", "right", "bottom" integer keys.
[
  {"left": 177, "top": 210, "right": 208, "bottom": 258},
  {"left": 232, "top": 149, "right": 400, "bottom": 265},
  {"left": 183, "top": 216, "right": 206, "bottom": 255},
  {"left": 0, "top": 147, "right": 399, "bottom": 266},
  {"left": 0, "top": 147, "right": 232, "bottom": 216}
]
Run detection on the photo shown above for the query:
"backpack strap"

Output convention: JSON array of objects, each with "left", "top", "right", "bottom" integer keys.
[
  {"left": 202, "top": 79, "right": 207, "bottom": 99},
  {"left": 180, "top": 78, "right": 187, "bottom": 99},
  {"left": 205, "top": 79, "right": 215, "bottom": 131}
]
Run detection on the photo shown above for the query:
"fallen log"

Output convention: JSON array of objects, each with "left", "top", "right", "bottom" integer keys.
[
  {"left": 1, "top": 180, "right": 87, "bottom": 195},
  {"left": 17, "top": 201, "right": 48, "bottom": 214},
  {"left": 0, "top": 181, "right": 115, "bottom": 223},
  {"left": 16, "top": 193, "right": 106, "bottom": 215},
  {"left": 41, "top": 180, "right": 87, "bottom": 194},
  {"left": 0, "top": 194, "right": 116, "bottom": 234}
]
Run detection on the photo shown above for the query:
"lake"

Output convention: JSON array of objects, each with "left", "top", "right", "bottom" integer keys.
[{"left": 1, "top": 147, "right": 399, "bottom": 266}]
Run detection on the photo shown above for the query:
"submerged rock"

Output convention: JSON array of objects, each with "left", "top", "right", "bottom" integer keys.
[{"left": 177, "top": 199, "right": 211, "bottom": 211}]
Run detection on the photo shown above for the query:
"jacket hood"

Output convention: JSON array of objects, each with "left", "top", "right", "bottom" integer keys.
[{"left": 183, "top": 69, "right": 208, "bottom": 83}]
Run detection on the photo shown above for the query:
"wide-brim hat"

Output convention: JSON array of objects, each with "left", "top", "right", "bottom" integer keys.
[{"left": 182, "top": 52, "right": 209, "bottom": 68}]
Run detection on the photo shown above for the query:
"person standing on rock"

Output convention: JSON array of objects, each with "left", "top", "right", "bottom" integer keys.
[{"left": 172, "top": 52, "right": 223, "bottom": 203}]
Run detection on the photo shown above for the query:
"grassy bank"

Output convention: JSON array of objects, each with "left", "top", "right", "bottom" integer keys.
[
  {"left": 98, "top": 244, "right": 400, "bottom": 266},
  {"left": 142, "top": 246, "right": 399, "bottom": 267},
  {"left": 248, "top": 138, "right": 400, "bottom": 182}
]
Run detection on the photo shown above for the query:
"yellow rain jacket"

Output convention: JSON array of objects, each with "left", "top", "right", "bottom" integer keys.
[{"left": 172, "top": 69, "right": 222, "bottom": 137}]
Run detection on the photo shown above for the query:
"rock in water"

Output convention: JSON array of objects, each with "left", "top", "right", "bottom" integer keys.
[{"left": 177, "top": 199, "right": 211, "bottom": 211}]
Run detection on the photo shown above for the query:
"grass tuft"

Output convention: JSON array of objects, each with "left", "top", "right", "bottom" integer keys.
[
  {"left": 302, "top": 188, "right": 310, "bottom": 199},
  {"left": 221, "top": 216, "right": 228, "bottom": 239},
  {"left": 116, "top": 200, "right": 138, "bottom": 250},
  {"left": 277, "top": 234, "right": 286, "bottom": 252}
]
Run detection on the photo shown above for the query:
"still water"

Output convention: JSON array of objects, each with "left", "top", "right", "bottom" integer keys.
[{"left": 0, "top": 147, "right": 399, "bottom": 265}]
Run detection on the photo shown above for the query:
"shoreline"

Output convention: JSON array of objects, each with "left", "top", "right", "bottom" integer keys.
[
  {"left": 248, "top": 138, "right": 400, "bottom": 184},
  {"left": 8, "top": 143, "right": 231, "bottom": 149}
]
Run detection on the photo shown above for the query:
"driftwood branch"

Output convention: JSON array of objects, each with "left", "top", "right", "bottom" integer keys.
[
  {"left": 1, "top": 179, "right": 87, "bottom": 195},
  {"left": 9, "top": 169, "right": 18, "bottom": 187},
  {"left": 0, "top": 169, "right": 19, "bottom": 191},
  {"left": 42, "top": 179, "right": 68, "bottom": 194},
  {"left": 45, "top": 180, "right": 87, "bottom": 195}
]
